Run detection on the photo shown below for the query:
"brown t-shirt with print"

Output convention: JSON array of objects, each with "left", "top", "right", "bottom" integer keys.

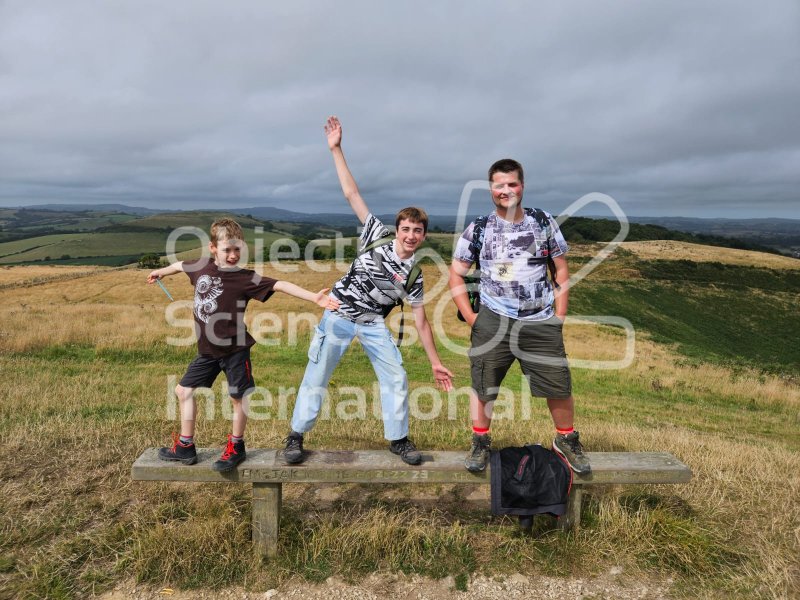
[{"left": 183, "top": 258, "right": 278, "bottom": 357}]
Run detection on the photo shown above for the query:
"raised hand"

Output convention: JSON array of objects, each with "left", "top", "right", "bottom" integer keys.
[{"left": 324, "top": 115, "right": 342, "bottom": 150}]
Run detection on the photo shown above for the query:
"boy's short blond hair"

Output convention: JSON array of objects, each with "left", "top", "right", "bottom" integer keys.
[{"left": 210, "top": 218, "right": 244, "bottom": 244}]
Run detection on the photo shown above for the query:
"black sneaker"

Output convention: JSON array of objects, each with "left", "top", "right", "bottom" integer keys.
[
  {"left": 158, "top": 435, "right": 197, "bottom": 465},
  {"left": 553, "top": 431, "right": 591, "bottom": 474},
  {"left": 212, "top": 435, "right": 246, "bottom": 472},
  {"left": 389, "top": 438, "right": 422, "bottom": 465},
  {"left": 281, "top": 432, "right": 305, "bottom": 465},
  {"left": 464, "top": 433, "right": 491, "bottom": 472}
]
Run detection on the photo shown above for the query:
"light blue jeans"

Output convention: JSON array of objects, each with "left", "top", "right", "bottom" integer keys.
[{"left": 290, "top": 310, "right": 409, "bottom": 441}]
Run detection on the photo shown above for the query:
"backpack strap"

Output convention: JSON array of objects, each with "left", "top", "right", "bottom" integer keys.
[
  {"left": 339, "top": 234, "right": 394, "bottom": 295},
  {"left": 359, "top": 235, "right": 422, "bottom": 296},
  {"left": 455, "top": 215, "right": 488, "bottom": 323},
  {"left": 361, "top": 234, "right": 394, "bottom": 254},
  {"left": 467, "top": 215, "right": 490, "bottom": 269},
  {"left": 351, "top": 234, "right": 424, "bottom": 347},
  {"left": 525, "top": 207, "right": 560, "bottom": 289},
  {"left": 394, "top": 260, "right": 422, "bottom": 346},
  {"left": 404, "top": 263, "right": 422, "bottom": 294}
]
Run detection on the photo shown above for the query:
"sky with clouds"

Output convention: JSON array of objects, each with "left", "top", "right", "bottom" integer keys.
[{"left": 1, "top": 1, "right": 798, "bottom": 218}]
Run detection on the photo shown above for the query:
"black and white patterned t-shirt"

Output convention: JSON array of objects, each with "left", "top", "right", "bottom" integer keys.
[{"left": 332, "top": 214, "right": 424, "bottom": 323}]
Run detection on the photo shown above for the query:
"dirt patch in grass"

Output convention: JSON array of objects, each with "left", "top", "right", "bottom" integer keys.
[{"left": 100, "top": 571, "right": 676, "bottom": 600}]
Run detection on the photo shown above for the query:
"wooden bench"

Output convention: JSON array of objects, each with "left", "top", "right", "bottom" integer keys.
[{"left": 132, "top": 449, "right": 692, "bottom": 557}]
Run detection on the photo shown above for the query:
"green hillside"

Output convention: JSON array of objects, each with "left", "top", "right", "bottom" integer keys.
[
  {"left": 0, "top": 232, "right": 196, "bottom": 265},
  {"left": 0, "top": 212, "right": 303, "bottom": 267},
  {"left": 569, "top": 253, "right": 800, "bottom": 376},
  {"left": 0, "top": 208, "right": 139, "bottom": 242},
  {"left": 99, "top": 211, "right": 268, "bottom": 232}
]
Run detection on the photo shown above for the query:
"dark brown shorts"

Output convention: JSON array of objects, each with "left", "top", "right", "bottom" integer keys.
[{"left": 469, "top": 308, "right": 572, "bottom": 402}]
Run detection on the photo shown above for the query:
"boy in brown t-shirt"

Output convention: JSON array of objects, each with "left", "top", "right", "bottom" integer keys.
[{"left": 147, "top": 218, "right": 339, "bottom": 472}]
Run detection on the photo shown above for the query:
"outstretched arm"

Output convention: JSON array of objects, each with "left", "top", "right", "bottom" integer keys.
[
  {"left": 147, "top": 261, "right": 184, "bottom": 284},
  {"left": 411, "top": 304, "right": 454, "bottom": 391},
  {"left": 325, "top": 116, "right": 370, "bottom": 224},
  {"left": 274, "top": 280, "right": 341, "bottom": 311}
]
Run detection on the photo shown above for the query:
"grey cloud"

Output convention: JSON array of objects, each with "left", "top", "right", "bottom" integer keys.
[{"left": 0, "top": 0, "right": 798, "bottom": 218}]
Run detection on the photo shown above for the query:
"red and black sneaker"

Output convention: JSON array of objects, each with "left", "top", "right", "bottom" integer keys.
[
  {"left": 158, "top": 433, "right": 198, "bottom": 465},
  {"left": 212, "top": 435, "right": 246, "bottom": 472}
]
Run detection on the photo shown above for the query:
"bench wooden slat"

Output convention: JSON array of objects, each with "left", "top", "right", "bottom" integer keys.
[
  {"left": 131, "top": 448, "right": 691, "bottom": 485},
  {"left": 132, "top": 448, "right": 692, "bottom": 556}
]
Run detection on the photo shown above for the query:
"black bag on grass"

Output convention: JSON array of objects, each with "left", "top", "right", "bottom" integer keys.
[{"left": 490, "top": 444, "right": 572, "bottom": 517}]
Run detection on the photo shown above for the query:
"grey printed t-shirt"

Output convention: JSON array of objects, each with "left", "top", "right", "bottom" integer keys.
[
  {"left": 331, "top": 213, "right": 424, "bottom": 322},
  {"left": 452, "top": 210, "right": 568, "bottom": 321}
]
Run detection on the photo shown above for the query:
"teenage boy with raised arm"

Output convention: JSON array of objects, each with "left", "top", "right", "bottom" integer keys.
[{"left": 281, "top": 116, "right": 454, "bottom": 465}]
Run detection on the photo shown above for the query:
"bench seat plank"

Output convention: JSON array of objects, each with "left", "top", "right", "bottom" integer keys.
[{"left": 132, "top": 449, "right": 691, "bottom": 485}]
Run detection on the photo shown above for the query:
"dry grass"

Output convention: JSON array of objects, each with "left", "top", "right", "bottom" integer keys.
[
  {"left": 0, "top": 262, "right": 357, "bottom": 353},
  {"left": 1, "top": 259, "right": 798, "bottom": 599},
  {"left": 620, "top": 240, "right": 800, "bottom": 270},
  {"left": 0, "top": 264, "right": 109, "bottom": 285},
  {"left": 0, "top": 264, "right": 110, "bottom": 291},
  {"left": 589, "top": 422, "right": 800, "bottom": 599}
]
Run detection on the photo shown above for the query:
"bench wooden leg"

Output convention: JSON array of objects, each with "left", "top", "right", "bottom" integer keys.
[
  {"left": 252, "top": 482, "right": 282, "bottom": 557},
  {"left": 559, "top": 487, "right": 583, "bottom": 531}
]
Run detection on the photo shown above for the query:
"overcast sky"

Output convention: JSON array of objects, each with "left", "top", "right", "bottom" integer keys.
[{"left": 1, "top": 1, "right": 798, "bottom": 218}]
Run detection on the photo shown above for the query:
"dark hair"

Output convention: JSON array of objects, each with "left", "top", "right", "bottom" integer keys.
[
  {"left": 395, "top": 207, "right": 429, "bottom": 234},
  {"left": 488, "top": 158, "right": 524, "bottom": 184}
]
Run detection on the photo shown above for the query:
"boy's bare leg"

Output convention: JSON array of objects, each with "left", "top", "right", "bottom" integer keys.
[
  {"left": 175, "top": 384, "right": 197, "bottom": 438},
  {"left": 231, "top": 396, "right": 247, "bottom": 438},
  {"left": 159, "top": 385, "right": 199, "bottom": 464},
  {"left": 469, "top": 390, "right": 493, "bottom": 430},
  {"left": 546, "top": 396, "right": 574, "bottom": 431}
]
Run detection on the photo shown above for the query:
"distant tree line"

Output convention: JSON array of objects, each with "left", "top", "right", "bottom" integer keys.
[{"left": 559, "top": 217, "right": 784, "bottom": 255}]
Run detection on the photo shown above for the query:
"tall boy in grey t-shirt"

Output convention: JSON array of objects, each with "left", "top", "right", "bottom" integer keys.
[{"left": 449, "top": 158, "right": 590, "bottom": 475}]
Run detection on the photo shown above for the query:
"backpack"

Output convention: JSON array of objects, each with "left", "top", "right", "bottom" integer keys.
[
  {"left": 341, "top": 234, "right": 422, "bottom": 346},
  {"left": 490, "top": 444, "right": 572, "bottom": 517},
  {"left": 456, "top": 208, "right": 559, "bottom": 322}
]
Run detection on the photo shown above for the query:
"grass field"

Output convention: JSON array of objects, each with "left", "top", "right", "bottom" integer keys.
[
  {"left": 0, "top": 232, "right": 197, "bottom": 265},
  {"left": 0, "top": 265, "right": 109, "bottom": 287},
  {"left": 0, "top": 245, "right": 798, "bottom": 599},
  {"left": 0, "top": 209, "right": 139, "bottom": 239},
  {"left": 621, "top": 240, "right": 800, "bottom": 270},
  {"left": 103, "top": 211, "right": 268, "bottom": 232}
]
